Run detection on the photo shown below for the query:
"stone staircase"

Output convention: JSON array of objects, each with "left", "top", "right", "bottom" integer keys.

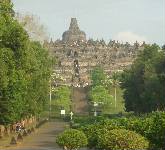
[{"left": 72, "top": 87, "right": 89, "bottom": 115}]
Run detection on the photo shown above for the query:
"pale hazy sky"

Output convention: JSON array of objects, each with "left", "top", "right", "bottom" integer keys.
[{"left": 12, "top": 0, "right": 164, "bottom": 45}]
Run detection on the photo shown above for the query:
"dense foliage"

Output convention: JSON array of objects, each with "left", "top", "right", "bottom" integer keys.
[
  {"left": 79, "top": 111, "right": 165, "bottom": 149},
  {"left": 89, "top": 67, "right": 113, "bottom": 113},
  {"left": 52, "top": 86, "right": 71, "bottom": 113},
  {"left": 90, "top": 66, "right": 106, "bottom": 87},
  {"left": 97, "top": 129, "right": 149, "bottom": 150},
  {"left": 0, "top": 0, "right": 51, "bottom": 124},
  {"left": 121, "top": 44, "right": 165, "bottom": 113},
  {"left": 56, "top": 129, "right": 88, "bottom": 150},
  {"left": 89, "top": 85, "right": 113, "bottom": 105}
]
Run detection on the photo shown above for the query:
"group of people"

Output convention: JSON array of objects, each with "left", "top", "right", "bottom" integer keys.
[{"left": 15, "top": 122, "right": 24, "bottom": 132}]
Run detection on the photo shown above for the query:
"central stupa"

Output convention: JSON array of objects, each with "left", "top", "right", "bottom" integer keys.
[{"left": 62, "top": 18, "right": 86, "bottom": 42}]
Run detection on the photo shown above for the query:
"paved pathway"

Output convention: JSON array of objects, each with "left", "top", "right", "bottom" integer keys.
[
  {"left": 3, "top": 120, "right": 68, "bottom": 150},
  {"left": 1, "top": 87, "right": 90, "bottom": 150}
]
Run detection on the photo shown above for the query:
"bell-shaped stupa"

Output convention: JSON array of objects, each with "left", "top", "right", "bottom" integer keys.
[{"left": 62, "top": 18, "right": 86, "bottom": 42}]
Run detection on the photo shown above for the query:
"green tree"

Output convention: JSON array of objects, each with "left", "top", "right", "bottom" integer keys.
[
  {"left": 108, "top": 72, "right": 121, "bottom": 108},
  {"left": 0, "top": 48, "right": 16, "bottom": 124},
  {"left": 90, "top": 66, "right": 106, "bottom": 87},
  {"left": 0, "top": 0, "right": 51, "bottom": 124},
  {"left": 0, "top": 0, "right": 14, "bottom": 18},
  {"left": 121, "top": 44, "right": 165, "bottom": 113},
  {"left": 89, "top": 85, "right": 113, "bottom": 113},
  {"left": 52, "top": 86, "right": 71, "bottom": 113}
]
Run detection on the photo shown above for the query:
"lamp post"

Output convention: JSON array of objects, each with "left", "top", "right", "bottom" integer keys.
[
  {"left": 49, "top": 73, "right": 56, "bottom": 121},
  {"left": 108, "top": 72, "right": 120, "bottom": 109},
  {"left": 49, "top": 80, "right": 52, "bottom": 121},
  {"left": 114, "top": 83, "right": 117, "bottom": 108}
]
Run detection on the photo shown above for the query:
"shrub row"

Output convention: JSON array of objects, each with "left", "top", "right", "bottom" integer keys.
[
  {"left": 79, "top": 111, "right": 165, "bottom": 149},
  {"left": 56, "top": 128, "right": 149, "bottom": 150}
]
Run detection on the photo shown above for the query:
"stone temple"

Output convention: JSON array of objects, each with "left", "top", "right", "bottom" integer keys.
[
  {"left": 62, "top": 18, "right": 86, "bottom": 42},
  {"left": 44, "top": 18, "right": 146, "bottom": 86}
]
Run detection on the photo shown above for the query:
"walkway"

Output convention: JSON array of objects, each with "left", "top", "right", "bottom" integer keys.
[{"left": 3, "top": 120, "right": 68, "bottom": 150}]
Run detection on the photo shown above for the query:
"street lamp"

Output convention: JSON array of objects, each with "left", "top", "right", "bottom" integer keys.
[
  {"left": 107, "top": 72, "right": 120, "bottom": 109},
  {"left": 49, "top": 80, "right": 52, "bottom": 121},
  {"left": 49, "top": 73, "right": 56, "bottom": 121}
]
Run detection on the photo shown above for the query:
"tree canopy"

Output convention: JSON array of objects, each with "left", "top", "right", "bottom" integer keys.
[
  {"left": 0, "top": 0, "right": 51, "bottom": 124},
  {"left": 121, "top": 44, "right": 165, "bottom": 113},
  {"left": 89, "top": 67, "right": 113, "bottom": 113},
  {"left": 90, "top": 66, "right": 106, "bottom": 87},
  {"left": 89, "top": 85, "right": 113, "bottom": 105},
  {"left": 52, "top": 86, "right": 71, "bottom": 112}
]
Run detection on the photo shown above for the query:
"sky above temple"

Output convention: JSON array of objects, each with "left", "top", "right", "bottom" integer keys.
[{"left": 12, "top": 0, "right": 164, "bottom": 45}]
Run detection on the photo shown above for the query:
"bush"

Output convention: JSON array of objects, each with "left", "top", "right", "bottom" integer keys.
[
  {"left": 97, "top": 129, "right": 149, "bottom": 150},
  {"left": 117, "top": 112, "right": 165, "bottom": 149},
  {"left": 56, "top": 129, "right": 87, "bottom": 150},
  {"left": 80, "top": 124, "right": 100, "bottom": 148},
  {"left": 73, "top": 116, "right": 106, "bottom": 127},
  {"left": 80, "top": 120, "right": 124, "bottom": 149},
  {"left": 140, "top": 112, "right": 165, "bottom": 149},
  {"left": 77, "top": 111, "right": 165, "bottom": 149}
]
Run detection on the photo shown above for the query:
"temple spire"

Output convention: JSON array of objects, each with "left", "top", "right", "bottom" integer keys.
[
  {"left": 62, "top": 18, "right": 86, "bottom": 42},
  {"left": 69, "top": 18, "right": 80, "bottom": 31}
]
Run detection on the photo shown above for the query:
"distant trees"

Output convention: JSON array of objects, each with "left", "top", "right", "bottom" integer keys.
[
  {"left": 121, "top": 44, "right": 165, "bottom": 113},
  {"left": 52, "top": 86, "right": 71, "bottom": 113},
  {"left": 89, "top": 66, "right": 113, "bottom": 113},
  {"left": 89, "top": 85, "right": 113, "bottom": 112},
  {"left": 162, "top": 44, "right": 165, "bottom": 51},
  {"left": 0, "top": 0, "right": 51, "bottom": 124},
  {"left": 15, "top": 13, "right": 48, "bottom": 43},
  {"left": 109, "top": 72, "right": 121, "bottom": 108},
  {"left": 90, "top": 66, "right": 106, "bottom": 87}
]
